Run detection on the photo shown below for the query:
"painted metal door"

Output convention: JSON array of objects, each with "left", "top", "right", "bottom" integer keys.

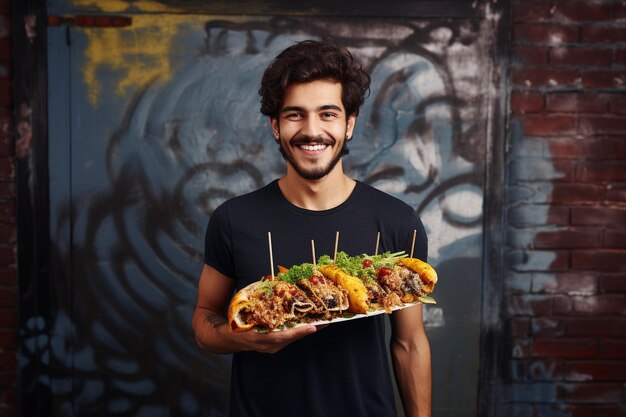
[{"left": 38, "top": 2, "right": 497, "bottom": 416}]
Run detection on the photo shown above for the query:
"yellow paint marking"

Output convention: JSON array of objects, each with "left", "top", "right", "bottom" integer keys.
[
  {"left": 80, "top": 14, "right": 206, "bottom": 106},
  {"left": 74, "top": 0, "right": 182, "bottom": 13}
]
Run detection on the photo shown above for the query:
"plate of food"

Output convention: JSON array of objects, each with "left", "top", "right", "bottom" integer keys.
[{"left": 228, "top": 241, "right": 438, "bottom": 333}]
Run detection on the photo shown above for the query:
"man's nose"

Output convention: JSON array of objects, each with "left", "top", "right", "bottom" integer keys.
[{"left": 301, "top": 116, "right": 322, "bottom": 138}]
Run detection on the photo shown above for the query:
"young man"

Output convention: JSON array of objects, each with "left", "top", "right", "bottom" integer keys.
[{"left": 192, "top": 40, "right": 432, "bottom": 417}]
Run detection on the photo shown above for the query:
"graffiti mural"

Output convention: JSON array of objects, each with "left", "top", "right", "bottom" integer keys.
[{"left": 37, "top": 10, "right": 495, "bottom": 417}]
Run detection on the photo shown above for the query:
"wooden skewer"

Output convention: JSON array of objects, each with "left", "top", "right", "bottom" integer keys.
[
  {"left": 268, "top": 232, "right": 275, "bottom": 279},
  {"left": 333, "top": 231, "right": 340, "bottom": 265},
  {"left": 409, "top": 229, "right": 417, "bottom": 258},
  {"left": 375, "top": 231, "right": 380, "bottom": 256},
  {"left": 311, "top": 240, "right": 317, "bottom": 270}
]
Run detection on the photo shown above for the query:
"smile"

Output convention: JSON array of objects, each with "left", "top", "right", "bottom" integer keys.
[{"left": 299, "top": 144, "right": 327, "bottom": 151}]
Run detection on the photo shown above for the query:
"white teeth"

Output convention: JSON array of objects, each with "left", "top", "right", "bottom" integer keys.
[{"left": 300, "top": 144, "right": 326, "bottom": 151}]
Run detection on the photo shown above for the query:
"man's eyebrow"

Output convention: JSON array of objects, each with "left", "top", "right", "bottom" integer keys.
[{"left": 280, "top": 104, "right": 344, "bottom": 113}]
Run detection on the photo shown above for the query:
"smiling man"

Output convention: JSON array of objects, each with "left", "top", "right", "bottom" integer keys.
[{"left": 192, "top": 40, "right": 432, "bottom": 417}]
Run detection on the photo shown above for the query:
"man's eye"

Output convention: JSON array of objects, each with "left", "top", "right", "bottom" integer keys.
[
  {"left": 285, "top": 113, "right": 303, "bottom": 120},
  {"left": 320, "top": 112, "right": 338, "bottom": 119}
]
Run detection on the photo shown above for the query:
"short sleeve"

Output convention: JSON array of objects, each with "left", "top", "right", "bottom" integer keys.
[{"left": 204, "top": 203, "right": 236, "bottom": 278}]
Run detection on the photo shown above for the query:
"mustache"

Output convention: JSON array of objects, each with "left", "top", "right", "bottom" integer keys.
[{"left": 289, "top": 136, "right": 335, "bottom": 147}]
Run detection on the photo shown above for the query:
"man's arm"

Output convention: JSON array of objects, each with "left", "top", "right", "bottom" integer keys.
[
  {"left": 191, "top": 264, "right": 317, "bottom": 354},
  {"left": 390, "top": 304, "right": 432, "bottom": 417}
]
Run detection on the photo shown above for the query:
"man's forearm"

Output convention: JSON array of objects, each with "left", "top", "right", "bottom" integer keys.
[
  {"left": 193, "top": 308, "right": 244, "bottom": 354},
  {"left": 391, "top": 336, "right": 432, "bottom": 417}
]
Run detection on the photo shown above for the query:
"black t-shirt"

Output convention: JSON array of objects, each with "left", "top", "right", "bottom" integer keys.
[{"left": 204, "top": 180, "right": 428, "bottom": 417}]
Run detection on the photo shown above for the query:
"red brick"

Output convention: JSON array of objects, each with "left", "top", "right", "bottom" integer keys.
[
  {"left": 557, "top": 382, "right": 623, "bottom": 403},
  {"left": 605, "top": 230, "right": 626, "bottom": 249},
  {"left": 531, "top": 317, "right": 565, "bottom": 337},
  {"left": 551, "top": 183, "right": 604, "bottom": 204},
  {"left": 578, "top": 161, "right": 626, "bottom": 182},
  {"left": 581, "top": 70, "right": 625, "bottom": 89},
  {"left": 573, "top": 294, "right": 626, "bottom": 315},
  {"left": 599, "top": 339, "right": 626, "bottom": 358},
  {"left": 572, "top": 207, "right": 626, "bottom": 226},
  {"left": 533, "top": 338, "right": 598, "bottom": 358},
  {"left": 551, "top": 160, "right": 577, "bottom": 182},
  {"left": 0, "top": 267, "right": 15, "bottom": 285},
  {"left": 0, "top": 202, "right": 12, "bottom": 220},
  {"left": 512, "top": 67, "right": 581, "bottom": 88},
  {"left": 606, "top": 184, "right": 626, "bottom": 202},
  {"left": 0, "top": 310, "right": 15, "bottom": 327},
  {"left": 598, "top": 274, "right": 626, "bottom": 293},
  {"left": 0, "top": 352, "right": 15, "bottom": 369},
  {"left": 0, "top": 248, "right": 13, "bottom": 265},
  {"left": 0, "top": 223, "right": 14, "bottom": 243},
  {"left": 520, "top": 114, "right": 577, "bottom": 136},
  {"left": 0, "top": 389, "right": 17, "bottom": 416},
  {"left": 548, "top": 206, "right": 572, "bottom": 226},
  {"left": 550, "top": 47, "right": 612, "bottom": 67},
  {"left": 0, "top": 58, "right": 11, "bottom": 80},
  {"left": 0, "top": 289, "right": 14, "bottom": 307},
  {"left": 607, "top": 94, "right": 626, "bottom": 115},
  {"left": 592, "top": 405, "right": 626, "bottom": 417},
  {"left": 564, "top": 361, "right": 626, "bottom": 381},
  {"left": 616, "top": 48, "right": 626, "bottom": 65},
  {"left": 0, "top": 330, "right": 15, "bottom": 350},
  {"left": 510, "top": 318, "right": 530, "bottom": 337},
  {"left": 580, "top": 116, "right": 626, "bottom": 136},
  {"left": 572, "top": 250, "right": 626, "bottom": 272},
  {"left": 547, "top": 137, "right": 626, "bottom": 160},
  {"left": 513, "top": 45, "right": 549, "bottom": 65},
  {"left": 535, "top": 228, "right": 602, "bottom": 249},
  {"left": 0, "top": 389, "right": 16, "bottom": 409},
  {"left": 513, "top": 1, "right": 556, "bottom": 22},
  {"left": 508, "top": 294, "right": 555, "bottom": 316},
  {"left": 554, "top": 1, "right": 621, "bottom": 22},
  {"left": 0, "top": 159, "right": 12, "bottom": 180},
  {"left": 0, "top": 182, "right": 14, "bottom": 199},
  {"left": 511, "top": 90, "right": 543, "bottom": 113},
  {"left": 582, "top": 25, "right": 626, "bottom": 43},
  {"left": 0, "top": 40, "right": 9, "bottom": 62},
  {"left": 532, "top": 273, "right": 596, "bottom": 295},
  {"left": 553, "top": 294, "right": 573, "bottom": 314},
  {"left": 545, "top": 92, "right": 609, "bottom": 113},
  {"left": 566, "top": 317, "right": 626, "bottom": 337},
  {"left": 0, "top": 136, "right": 14, "bottom": 157},
  {"left": 513, "top": 23, "right": 579, "bottom": 44},
  {"left": 550, "top": 250, "right": 570, "bottom": 270}
]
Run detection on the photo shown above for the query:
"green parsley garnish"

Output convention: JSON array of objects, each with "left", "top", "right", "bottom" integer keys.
[
  {"left": 317, "top": 251, "right": 407, "bottom": 282},
  {"left": 277, "top": 263, "right": 315, "bottom": 284}
]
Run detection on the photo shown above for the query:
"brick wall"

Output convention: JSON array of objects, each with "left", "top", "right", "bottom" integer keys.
[
  {"left": 506, "top": 0, "right": 626, "bottom": 415},
  {"left": 0, "top": 0, "right": 14, "bottom": 415}
]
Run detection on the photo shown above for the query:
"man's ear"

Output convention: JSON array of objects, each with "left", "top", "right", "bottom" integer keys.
[
  {"left": 270, "top": 117, "right": 280, "bottom": 140},
  {"left": 346, "top": 115, "right": 357, "bottom": 140}
]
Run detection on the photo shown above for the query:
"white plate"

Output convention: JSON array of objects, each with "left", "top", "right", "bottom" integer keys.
[{"left": 270, "top": 301, "right": 422, "bottom": 332}]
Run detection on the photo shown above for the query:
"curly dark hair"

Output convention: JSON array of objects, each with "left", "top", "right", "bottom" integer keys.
[{"left": 259, "top": 39, "right": 371, "bottom": 118}]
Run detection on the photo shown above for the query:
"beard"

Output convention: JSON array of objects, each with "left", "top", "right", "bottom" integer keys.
[{"left": 278, "top": 136, "right": 350, "bottom": 180}]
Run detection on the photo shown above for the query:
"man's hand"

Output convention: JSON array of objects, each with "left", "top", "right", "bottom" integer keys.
[{"left": 234, "top": 325, "right": 318, "bottom": 354}]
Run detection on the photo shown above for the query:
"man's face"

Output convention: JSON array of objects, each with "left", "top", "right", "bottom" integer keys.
[{"left": 271, "top": 79, "right": 356, "bottom": 180}]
